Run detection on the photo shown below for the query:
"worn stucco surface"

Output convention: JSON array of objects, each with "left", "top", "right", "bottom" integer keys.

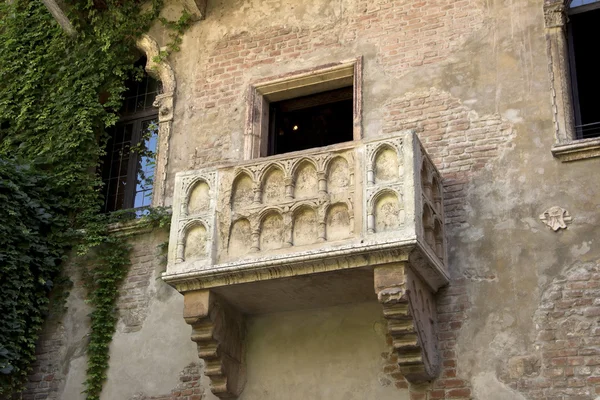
[{"left": 240, "top": 303, "right": 409, "bottom": 400}]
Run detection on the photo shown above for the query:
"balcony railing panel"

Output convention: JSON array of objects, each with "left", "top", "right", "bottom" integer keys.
[{"left": 165, "top": 130, "right": 447, "bottom": 291}]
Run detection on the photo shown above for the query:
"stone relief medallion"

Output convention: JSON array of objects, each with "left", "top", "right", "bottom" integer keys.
[{"left": 539, "top": 206, "right": 572, "bottom": 231}]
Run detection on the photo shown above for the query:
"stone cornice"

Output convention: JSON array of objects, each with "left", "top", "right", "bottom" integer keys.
[
  {"left": 163, "top": 239, "right": 449, "bottom": 293},
  {"left": 552, "top": 137, "right": 600, "bottom": 162}
]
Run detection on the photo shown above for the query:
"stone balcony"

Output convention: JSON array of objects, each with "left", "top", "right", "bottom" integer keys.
[{"left": 163, "top": 131, "right": 449, "bottom": 398}]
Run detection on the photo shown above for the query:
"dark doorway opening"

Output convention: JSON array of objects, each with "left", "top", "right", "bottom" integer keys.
[{"left": 268, "top": 87, "right": 354, "bottom": 156}]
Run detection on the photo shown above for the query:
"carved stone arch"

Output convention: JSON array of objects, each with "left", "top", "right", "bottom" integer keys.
[
  {"left": 231, "top": 170, "right": 256, "bottom": 209},
  {"left": 290, "top": 203, "right": 319, "bottom": 246},
  {"left": 259, "top": 164, "right": 286, "bottom": 204},
  {"left": 323, "top": 153, "right": 350, "bottom": 173},
  {"left": 257, "top": 162, "right": 286, "bottom": 184},
  {"left": 290, "top": 158, "right": 319, "bottom": 199},
  {"left": 185, "top": 177, "right": 212, "bottom": 216},
  {"left": 232, "top": 168, "right": 258, "bottom": 188},
  {"left": 258, "top": 208, "right": 285, "bottom": 251},
  {"left": 290, "top": 157, "right": 319, "bottom": 177},
  {"left": 257, "top": 206, "right": 285, "bottom": 222},
  {"left": 368, "top": 187, "right": 400, "bottom": 211},
  {"left": 134, "top": 34, "right": 177, "bottom": 206},
  {"left": 324, "top": 155, "right": 352, "bottom": 193},
  {"left": 136, "top": 34, "right": 176, "bottom": 94},
  {"left": 368, "top": 188, "right": 403, "bottom": 234},
  {"left": 373, "top": 143, "right": 402, "bottom": 183},
  {"left": 324, "top": 201, "right": 353, "bottom": 241},
  {"left": 179, "top": 219, "right": 210, "bottom": 262}
]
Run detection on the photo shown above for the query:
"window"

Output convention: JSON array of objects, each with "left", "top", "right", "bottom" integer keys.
[
  {"left": 567, "top": 0, "right": 600, "bottom": 139},
  {"left": 544, "top": 0, "right": 600, "bottom": 161},
  {"left": 245, "top": 58, "right": 362, "bottom": 159},
  {"left": 100, "top": 58, "right": 160, "bottom": 213},
  {"left": 268, "top": 87, "right": 354, "bottom": 155}
]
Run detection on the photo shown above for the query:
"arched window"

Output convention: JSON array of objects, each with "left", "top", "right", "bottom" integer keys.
[
  {"left": 568, "top": 0, "right": 600, "bottom": 138},
  {"left": 100, "top": 57, "right": 161, "bottom": 213}
]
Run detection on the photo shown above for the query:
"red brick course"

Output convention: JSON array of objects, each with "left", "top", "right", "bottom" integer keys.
[{"left": 502, "top": 261, "right": 600, "bottom": 399}]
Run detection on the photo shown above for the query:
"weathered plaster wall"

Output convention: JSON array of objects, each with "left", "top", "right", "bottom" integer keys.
[
  {"left": 25, "top": 0, "right": 600, "bottom": 398},
  {"left": 240, "top": 303, "right": 409, "bottom": 400}
]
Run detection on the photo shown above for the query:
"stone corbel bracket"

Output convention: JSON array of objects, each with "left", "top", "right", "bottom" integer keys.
[
  {"left": 184, "top": 290, "right": 245, "bottom": 399},
  {"left": 375, "top": 262, "right": 441, "bottom": 383}
]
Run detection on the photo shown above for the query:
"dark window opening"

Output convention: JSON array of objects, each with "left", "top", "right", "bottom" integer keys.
[
  {"left": 268, "top": 87, "right": 354, "bottom": 156},
  {"left": 568, "top": 0, "right": 600, "bottom": 139},
  {"left": 99, "top": 57, "right": 160, "bottom": 214}
]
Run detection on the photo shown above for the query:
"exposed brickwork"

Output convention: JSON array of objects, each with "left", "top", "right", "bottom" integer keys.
[
  {"left": 18, "top": 327, "right": 65, "bottom": 400},
  {"left": 18, "top": 263, "right": 84, "bottom": 400},
  {"left": 383, "top": 88, "right": 515, "bottom": 226},
  {"left": 116, "top": 231, "right": 167, "bottom": 333},
  {"left": 501, "top": 261, "right": 600, "bottom": 399},
  {"left": 136, "top": 363, "right": 204, "bottom": 400},
  {"left": 344, "top": 0, "right": 484, "bottom": 72},
  {"left": 190, "top": 0, "right": 485, "bottom": 167},
  {"left": 381, "top": 278, "right": 473, "bottom": 399}
]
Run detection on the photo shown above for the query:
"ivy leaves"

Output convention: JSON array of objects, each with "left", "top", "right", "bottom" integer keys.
[
  {"left": 0, "top": 0, "right": 181, "bottom": 397},
  {"left": 0, "top": 159, "right": 69, "bottom": 395}
]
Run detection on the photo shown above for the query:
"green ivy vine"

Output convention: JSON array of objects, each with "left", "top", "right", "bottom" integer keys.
[{"left": 0, "top": 0, "right": 188, "bottom": 398}]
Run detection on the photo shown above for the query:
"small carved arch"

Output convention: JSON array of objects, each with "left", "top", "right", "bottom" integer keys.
[
  {"left": 257, "top": 206, "right": 285, "bottom": 221},
  {"left": 228, "top": 218, "right": 253, "bottom": 258},
  {"left": 259, "top": 209, "right": 285, "bottom": 251},
  {"left": 181, "top": 220, "right": 209, "bottom": 262},
  {"left": 368, "top": 187, "right": 401, "bottom": 210},
  {"left": 421, "top": 160, "right": 432, "bottom": 199},
  {"left": 290, "top": 157, "right": 319, "bottom": 176},
  {"left": 185, "top": 178, "right": 211, "bottom": 216},
  {"left": 372, "top": 144, "right": 401, "bottom": 183},
  {"left": 257, "top": 162, "right": 287, "bottom": 183},
  {"left": 325, "top": 155, "right": 351, "bottom": 192},
  {"left": 231, "top": 171, "right": 255, "bottom": 209},
  {"left": 422, "top": 204, "right": 435, "bottom": 248},
  {"left": 260, "top": 164, "right": 286, "bottom": 204},
  {"left": 371, "top": 189, "right": 403, "bottom": 233},
  {"left": 323, "top": 154, "right": 350, "bottom": 174},
  {"left": 291, "top": 204, "right": 318, "bottom": 246},
  {"left": 325, "top": 202, "right": 352, "bottom": 241},
  {"left": 291, "top": 159, "right": 319, "bottom": 199}
]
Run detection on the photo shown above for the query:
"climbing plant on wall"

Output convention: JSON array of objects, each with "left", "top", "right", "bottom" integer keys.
[{"left": 0, "top": 0, "right": 187, "bottom": 398}]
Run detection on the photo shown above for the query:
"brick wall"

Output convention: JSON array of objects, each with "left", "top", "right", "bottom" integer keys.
[
  {"left": 189, "top": 0, "right": 485, "bottom": 168},
  {"left": 383, "top": 88, "right": 515, "bottom": 227},
  {"left": 502, "top": 261, "right": 600, "bottom": 399},
  {"left": 116, "top": 230, "right": 168, "bottom": 333},
  {"left": 141, "top": 363, "right": 204, "bottom": 400}
]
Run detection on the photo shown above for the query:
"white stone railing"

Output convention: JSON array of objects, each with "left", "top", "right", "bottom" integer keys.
[{"left": 164, "top": 130, "right": 447, "bottom": 291}]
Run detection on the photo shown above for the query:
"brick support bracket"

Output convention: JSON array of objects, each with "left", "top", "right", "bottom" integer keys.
[
  {"left": 184, "top": 290, "right": 246, "bottom": 399},
  {"left": 374, "top": 262, "right": 441, "bottom": 383}
]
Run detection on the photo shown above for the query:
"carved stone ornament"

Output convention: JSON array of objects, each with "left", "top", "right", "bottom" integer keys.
[
  {"left": 375, "top": 263, "right": 440, "bottom": 382},
  {"left": 543, "top": 3, "right": 567, "bottom": 29},
  {"left": 184, "top": 291, "right": 245, "bottom": 399},
  {"left": 539, "top": 206, "right": 572, "bottom": 231},
  {"left": 164, "top": 131, "right": 449, "bottom": 397}
]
